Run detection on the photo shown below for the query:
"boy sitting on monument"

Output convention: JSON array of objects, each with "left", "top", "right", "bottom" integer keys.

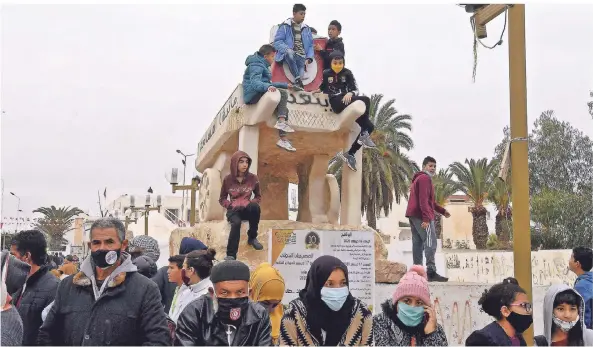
[
  {"left": 312, "top": 51, "right": 376, "bottom": 172},
  {"left": 243, "top": 44, "right": 298, "bottom": 152},
  {"left": 315, "top": 20, "right": 345, "bottom": 71}
]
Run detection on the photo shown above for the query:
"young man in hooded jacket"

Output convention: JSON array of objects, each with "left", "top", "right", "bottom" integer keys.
[
  {"left": 219, "top": 151, "right": 264, "bottom": 261},
  {"left": 243, "top": 44, "right": 299, "bottom": 152},
  {"left": 405, "top": 156, "right": 450, "bottom": 282}
]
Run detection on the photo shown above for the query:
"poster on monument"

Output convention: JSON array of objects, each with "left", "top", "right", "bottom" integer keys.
[{"left": 268, "top": 229, "right": 374, "bottom": 310}]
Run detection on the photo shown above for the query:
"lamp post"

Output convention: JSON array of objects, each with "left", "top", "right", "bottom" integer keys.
[
  {"left": 169, "top": 168, "right": 200, "bottom": 226},
  {"left": 176, "top": 149, "right": 195, "bottom": 222},
  {"left": 125, "top": 194, "right": 162, "bottom": 236},
  {"left": 10, "top": 192, "right": 20, "bottom": 232}
]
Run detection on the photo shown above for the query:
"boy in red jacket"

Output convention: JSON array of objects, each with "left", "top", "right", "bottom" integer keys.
[
  {"left": 218, "top": 151, "right": 264, "bottom": 261},
  {"left": 405, "top": 156, "right": 451, "bottom": 282}
]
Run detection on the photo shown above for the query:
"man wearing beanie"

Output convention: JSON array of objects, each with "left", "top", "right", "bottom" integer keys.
[
  {"left": 175, "top": 260, "right": 272, "bottom": 346},
  {"left": 373, "top": 265, "right": 448, "bottom": 346}
]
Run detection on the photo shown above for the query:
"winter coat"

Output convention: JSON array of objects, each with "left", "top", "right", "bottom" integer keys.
[
  {"left": 168, "top": 277, "right": 212, "bottom": 324},
  {"left": 319, "top": 67, "right": 359, "bottom": 98},
  {"left": 373, "top": 299, "right": 448, "bottom": 346},
  {"left": 12, "top": 265, "right": 59, "bottom": 346},
  {"left": 320, "top": 37, "right": 345, "bottom": 70},
  {"left": 574, "top": 271, "right": 593, "bottom": 329},
  {"left": 405, "top": 171, "right": 447, "bottom": 223},
  {"left": 37, "top": 253, "right": 170, "bottom": 346},
  {"left": 219, "top": 151, "right": 261, "bottom": 210},
  {"left": 1, "top": 306, "right": 23, "bottom": 346},
  {"left": 174, "top": 294, "right": 272, "bottom": 346},
  {"left": 466, "top": 321, "right": 527, "bottom": 346},
  {"left": 152, "top": 265, "right": 178, "bottom": 313},
  {"left": 533, "top": 284, "right": 593, "bottom": 346},
  {"left": 279, "top": 297, "right": 373, "bottom": 346},
  {"left": 242, "top": 52, "right": 288, "bottom": 104},
  {"left": 273, "top": 18, "right": 314, "bottom": 62},
  {"left": 1, "top": 250, "right": 30, "bottom": 295}
]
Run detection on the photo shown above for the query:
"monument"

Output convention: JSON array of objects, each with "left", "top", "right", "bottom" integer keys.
[{"left": 170, "top": 33, "right": 406, "bottom": 284}]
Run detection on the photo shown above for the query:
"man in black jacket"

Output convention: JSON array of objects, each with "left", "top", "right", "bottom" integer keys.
[
  {"left": 315, "top": 20, "right": 345, "bottom": 70},
  {"left": 313, "top": 51, "right": 376, "bottom": 172},
  {"left": 11, "top": 230, "right": 59, "bottom": 346},
  {"left": 174, "top": 260, "right": 272, "bottom": 346},
  {"left": 38, "top": 218, "right": 170, "bottom": 346}
]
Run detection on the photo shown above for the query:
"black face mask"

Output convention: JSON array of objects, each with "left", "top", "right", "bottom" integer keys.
[
  {"left": 91, "top": 250, "right": 121, "bottom": 269},
  {"left": 506, "top": 311, "right": 533, "bottom": 334},
  {"left": 216, "top": 297, "right": 249, "bottom": 324}
]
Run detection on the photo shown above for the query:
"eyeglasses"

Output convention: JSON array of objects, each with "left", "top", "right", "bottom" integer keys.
[{"left": 510, "top": 302, "right": 533, "bottom": 313}]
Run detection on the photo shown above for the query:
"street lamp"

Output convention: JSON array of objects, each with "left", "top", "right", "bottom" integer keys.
[
  {"left": 10, "top": 192, "right": 20, "bottom": 232},
  {"left": 169, "top": 168, "right": 201, "bottom": 227},
  {"left": 176, "top": 149, "right": 195, "bottom": 222},
  {"left": 125, "top": 192, "right": 162, "bottom": 236}
]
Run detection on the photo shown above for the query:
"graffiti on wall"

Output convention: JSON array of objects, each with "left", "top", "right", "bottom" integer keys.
[
  {"left": 287, "top": 91, "right": 330, "bottom": 107},
  {"left": 196, "top": 87, "right": 242, "bottom": 156},
  {"left": 445, "top": 249, "right": 576, "bottom": 285},
  {"left": 433, "top": 297, "right": 474, "bottom": 345}
]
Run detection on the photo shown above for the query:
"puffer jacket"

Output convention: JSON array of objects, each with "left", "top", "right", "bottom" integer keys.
[
  {"left": 174, "top": 295, "right": 272, "bottom": 346},
  {"left": 37, "top": 253, "right": 170, "bottom": 346},
  {"left": 12, "top": 265, "right": 59, "bottom": 346},
  {"left": 242, "top": 52, "right": 288, "bottom": 103},
  {"left": 373, "top": 299, "right": 448, "bottom": 346}
]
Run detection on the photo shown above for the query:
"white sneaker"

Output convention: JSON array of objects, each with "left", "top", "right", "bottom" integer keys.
[
  {"left": 277, "top": 138, "right": 296, "bottom": 152},
  {"left": 274, "top": 120, "right": 295, "bottom": 133}
]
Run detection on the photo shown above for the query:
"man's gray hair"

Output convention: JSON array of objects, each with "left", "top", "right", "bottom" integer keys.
[{"left": 89, "top": 217, "right": 126, "bottom": 242}]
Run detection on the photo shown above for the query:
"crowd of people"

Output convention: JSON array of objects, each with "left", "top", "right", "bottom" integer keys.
[{"left": 1, "top": 217, "right": 591, "bottom": 346}]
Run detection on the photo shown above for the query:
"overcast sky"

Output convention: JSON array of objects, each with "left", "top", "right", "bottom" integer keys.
[{"left": 1, "top": 4, "right": 592, "bottom": 222}]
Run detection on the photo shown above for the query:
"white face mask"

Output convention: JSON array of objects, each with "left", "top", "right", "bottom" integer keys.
[{"left": 553, "top": 314, "right": 579, "bottom": 332}]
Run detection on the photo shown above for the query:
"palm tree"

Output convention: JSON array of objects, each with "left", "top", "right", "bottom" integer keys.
[
  {"left": 433, "top": 169, "right": 459, "bottom": 239},
  {"left": 328, "top": 94, "right": 418, "bottom": 230},
  {"left": 449, "top": 158, "right": 498, "bottom": 249},
  {"left": 488, "top": 179, "right": 513, "bottom": 243},
  {"left": 33, "top": 206, "right": 84, "bottom": 250}
]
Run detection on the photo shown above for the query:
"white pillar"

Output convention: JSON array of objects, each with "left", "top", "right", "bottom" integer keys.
[
  {"left": 340, "top": 129, "right": 362, "bottom": 226},
  {"left": 238, "top": 125, "right": 260, "bottom": 174},
  {"left": 309, "top": 154, "right": 330, "bottom": 223}
]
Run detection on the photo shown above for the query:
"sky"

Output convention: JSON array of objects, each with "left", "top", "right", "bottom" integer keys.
[{"left": 1, "top": 3, "right": 592, "bottom": 224}]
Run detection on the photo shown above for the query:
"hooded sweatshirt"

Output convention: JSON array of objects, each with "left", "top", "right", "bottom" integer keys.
[
  {"left": 79, "top": 251, "right": 138, "bottom": 300},
  {"left": 574, "top": 271, "right": 592, "bottom": 329},
  {"left": 219, "top": 151, "right": 261, "bottom": 210},
  {"left": 405, "top": 171, "right": 447, "bottom": 222},
  {"left": 242, "top": 52, "right": 288, "bottom": 104},
  {"left": 1, "top": 250, "right": 30, "bottom": 296},
  {"left": 320, "top": 37, "right": 345, "bottom": 70},
  {"left": 534, "top": 284, "right": 593, "bottom": 346}
]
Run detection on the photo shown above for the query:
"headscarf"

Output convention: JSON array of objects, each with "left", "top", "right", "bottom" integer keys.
[
  {"left": 299, "top": 255, "right": 354, "bottom": 346},
  {"left": 249, "top": 263, "right": 285, "bottom": 343},
  {"left": 129, "top": 235, "right": 160, "bottom": 263},
  {"left": 179, "top": 237, "right": 207, "bottom": 255}
]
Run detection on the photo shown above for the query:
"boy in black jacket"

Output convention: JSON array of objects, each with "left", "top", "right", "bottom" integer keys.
[
  {"left": 312, "top": 51, "right": 375, "bottom": 172},
  {"left": 315, "top": 20, "right": 345, "bottom": 71}
]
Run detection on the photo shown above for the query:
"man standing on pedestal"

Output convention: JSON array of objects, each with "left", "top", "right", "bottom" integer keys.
[{"left": 405, "top": 156, "right": 450, "bottom": 282}]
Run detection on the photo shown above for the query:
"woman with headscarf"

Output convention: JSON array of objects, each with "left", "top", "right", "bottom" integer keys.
[
  {"left": 249, "top": 263, "right": 285, "bottom": 345},
  {"left": 279, "top": 255, "right": 373, "bottom": 346}
]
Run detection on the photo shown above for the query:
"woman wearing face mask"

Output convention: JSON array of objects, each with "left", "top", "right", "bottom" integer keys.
[
  {"left": 249, "top": 263, "right": 285, "bottom": 345},
  {"left": 534, "top": 284, "right": 593, "bottom": 346},
  {"left": 279, "top": 255, "right": 373, "bottom": 346},
  {"left": 168, "top": 248, "right": 216, "bottom": 324},
  {"left": 465, "top": 277, "right": 532, "bottom": 346},
  {"left": 373, "top": 265, "right": 448, "bottom": 346}
]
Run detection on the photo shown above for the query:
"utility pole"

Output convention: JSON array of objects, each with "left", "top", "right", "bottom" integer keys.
[
  {"left": 472, "top": 4, "right": 533, "bottom": 344},
  {"left": 125, "top": 195, "right": 162, "bottom": 236}
]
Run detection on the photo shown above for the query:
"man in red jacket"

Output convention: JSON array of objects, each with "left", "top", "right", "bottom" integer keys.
[
  {"left": 219, "top": 150, "right": 264, "bottom": 261},
  {"left": 405, "top": 156, "right": 451, "bottom": 282}
]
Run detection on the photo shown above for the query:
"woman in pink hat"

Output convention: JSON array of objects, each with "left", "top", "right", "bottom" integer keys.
[{"left": 373, "top": 265, "right": 448, "bottom": 346}]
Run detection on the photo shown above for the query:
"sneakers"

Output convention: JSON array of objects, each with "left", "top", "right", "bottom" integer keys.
[
  {"left": 294, "top": 78, "right": 304, "bottom": 89},
  {"left": 224, "top": 255, "right": 236, "bottom": 261},
  {"left": 274, "top": 120, "right": 295, "bottom": 133},
  {"left": 248, "top": 238, "right": 264, "bottom": 251},
  {"left": 428, "top": 272, "right": 449, "bottom": 282},
  {"left": 277, "top": 138, "right": 296, "bottom": 152},
  {"left": 337, "top": 151, "right": 357, "bottom": 171},
  {"left": 357, "top": 131, "right": 376, "bottom": 148}
]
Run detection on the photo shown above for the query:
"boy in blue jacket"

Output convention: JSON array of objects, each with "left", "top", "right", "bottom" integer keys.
[
  {"left": 569, "top": 246, "right": 593, "bottom": 328},
  {"left": 273, "top": 4, "right": 314, "bottom": 89},
  {"left": 243, "top": 44, "right": 298, "bottom": 152}
]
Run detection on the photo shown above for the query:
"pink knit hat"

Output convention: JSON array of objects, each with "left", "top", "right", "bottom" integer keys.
[{"left": 392, "top": 265, "right": 431, "bottom": 305}]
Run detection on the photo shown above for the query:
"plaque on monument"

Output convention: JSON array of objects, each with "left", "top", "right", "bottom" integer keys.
[{"left": 268, "top": 229, "right": 375, "bottom": 310}]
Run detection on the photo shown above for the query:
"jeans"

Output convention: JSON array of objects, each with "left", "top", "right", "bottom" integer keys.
[
  {"left": 247, "top": 89, "right": 289, "bottom": 137},
  {"left": 329, "top": 95, "right": 375, "bottom": 155},
  {"left": 226, "top": 202, "right": 261, "bottom": 257},
  {"left": 409, "top": 217, "right": 437, "bottom": 274},
  {"left": 283, "top": 50, "right": 306, "bottom": 80}
]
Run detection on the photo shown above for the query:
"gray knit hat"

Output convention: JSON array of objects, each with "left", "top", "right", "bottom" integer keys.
[{"left": 210, "top": 260, "right": 250, "bottom": 283}]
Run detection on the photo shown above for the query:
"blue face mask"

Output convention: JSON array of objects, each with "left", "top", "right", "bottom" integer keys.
[
  {"left": 320, "top": 286, "right": 349, "bottom": 311},
  {"left": 397, "top": 302, "right": 425, "bottom": 327}
]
